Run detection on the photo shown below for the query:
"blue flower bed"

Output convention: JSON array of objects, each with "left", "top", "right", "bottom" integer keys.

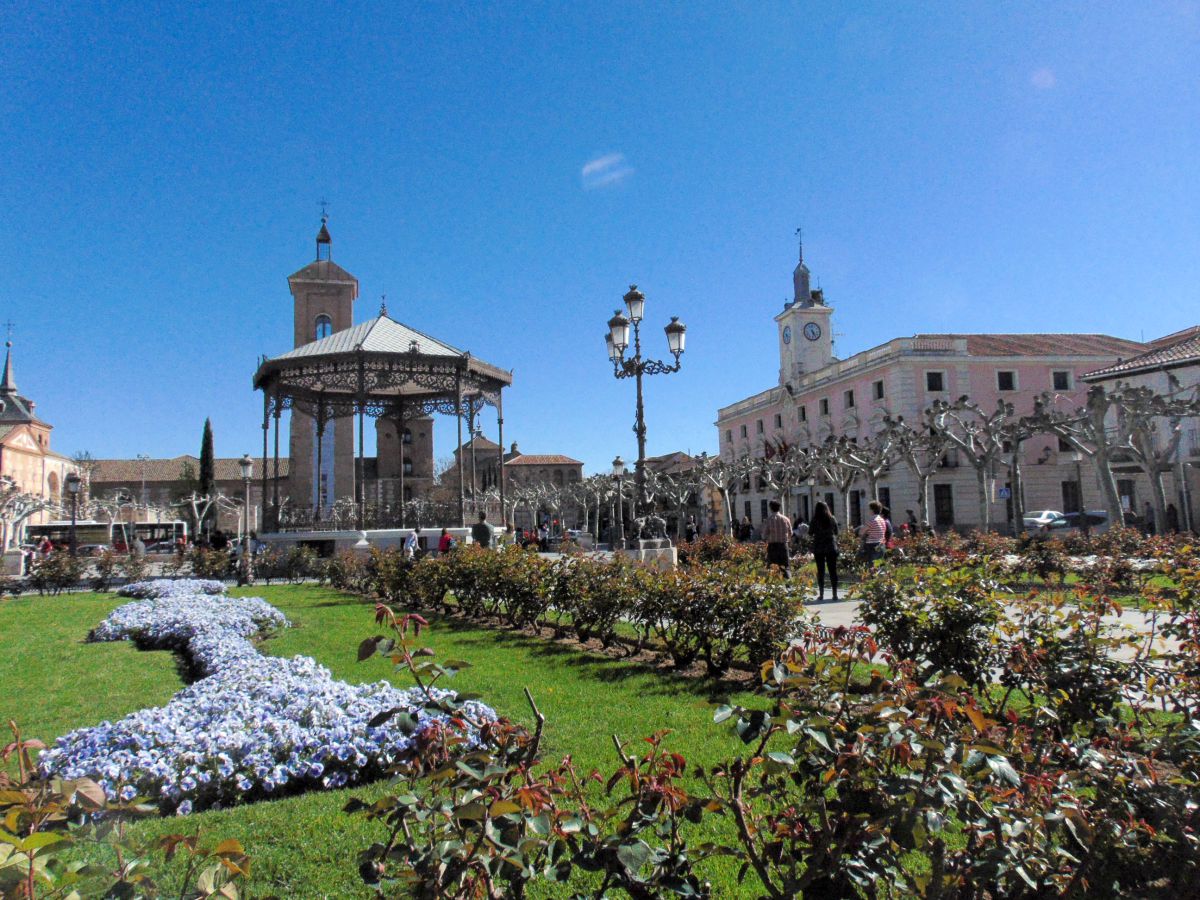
[{"left": 39, "top": 580, "right": 495, "bottom": 815}]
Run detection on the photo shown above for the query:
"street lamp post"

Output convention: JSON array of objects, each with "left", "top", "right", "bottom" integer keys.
[
  {"left": 238, "top": 454, "right": 254, "bottom": 585},
  {"left": 65, "top": 471, "right": 81, "bottom": 557},
  {"left": 611, "top": 456, "right": 626, "bottom": 551},
  {"left": 605, "top": 285, "right": 686, "bottom": 524}
]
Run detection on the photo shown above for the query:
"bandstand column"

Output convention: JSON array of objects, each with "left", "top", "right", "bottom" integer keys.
[
  {"left": 456, "top": 368, "right": 465, "bottom": 527},
  {"left": 261, "top": 389, "right": 270, "bottom": 533},
  {"left": 397, "top": 405, "right": 406, "bottom": 528},
  {"left": 497, "top": 390, "right": 506, "bottom": 532},
  {"left": 314, "top": 396, "right": 325, "bottom": 522},
  {"left": 357, "top": 354, "right": 366, "bottom": 532},
  {"left": 272, "top": 390, "right": 281, "bottom": 513}
]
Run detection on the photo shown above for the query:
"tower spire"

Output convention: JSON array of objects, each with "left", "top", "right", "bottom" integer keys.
[
  {"left": 316, "top": 200, "right": 332, "bottom": 261},
  {"left": 795, "top": 226, "right": 803, "bottom": 264},
  {"left": 1, "top": 340, "right": 17, "bottom": 395}
]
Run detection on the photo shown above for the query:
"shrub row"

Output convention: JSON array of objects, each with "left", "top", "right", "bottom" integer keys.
[{"left": 327, "top": 545, "right": 808, "bottom": 676}]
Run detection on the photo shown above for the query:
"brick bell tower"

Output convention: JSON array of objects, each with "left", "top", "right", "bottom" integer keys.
[{"left": 286, "top": 216, "right": 359, "bottom": 510}]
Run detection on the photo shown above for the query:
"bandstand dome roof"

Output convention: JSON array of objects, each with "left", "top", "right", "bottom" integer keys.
[
  {"left": 272, "top": 315, "right": 467, "bottom": 362},
  {"left": 253, "top": 313, "right": 511, "bottom": 413}
]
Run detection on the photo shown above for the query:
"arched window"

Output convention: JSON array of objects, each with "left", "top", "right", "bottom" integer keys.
[
  {"left": 553, "top": 470, "right": 564, "bottom": 487},
  {"left": 402, "top": 428, "right": 413, "bottom": 444},
  {"left": 403, "top": 458, "right": 414, "bottom": 476},
  {"left": 47, "top": 472, "right": 60, "bottom": 502},
  {"left": 314, "top": 314, "right": 333, "bottom": 340}
]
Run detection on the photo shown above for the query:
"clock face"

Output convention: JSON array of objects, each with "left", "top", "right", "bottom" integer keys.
[
  {"left": 803, "top": 322, "right": 822, "bottom": 341},
  {"left": 782, "top": 325, "right": 792, "bottom": 345}
]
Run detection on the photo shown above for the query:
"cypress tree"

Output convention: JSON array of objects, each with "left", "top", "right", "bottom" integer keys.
[{"left": 199, "top": 418, "right": 215, "bottom": 527}]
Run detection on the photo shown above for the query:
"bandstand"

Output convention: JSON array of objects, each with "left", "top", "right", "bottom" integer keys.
[{"left": 253, "top": 311, "right": 512, "bottom": 532}]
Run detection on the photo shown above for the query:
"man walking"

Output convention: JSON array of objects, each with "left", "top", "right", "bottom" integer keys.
[
  {"left": 471, "top": 510, "right": 494, "bottom": 548},
  {"left": 762, "top": 499, "right": 792, "bottom": 576}
]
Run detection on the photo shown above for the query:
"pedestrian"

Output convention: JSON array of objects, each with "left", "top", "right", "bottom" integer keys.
[
  {"left": 739, "top": 515, "right": 753, "bottom": 542},
  {"left": 792, "top": 515, "right": 809, "bottom": 552},
  {"left": 809, "top": 500, "right": 840, "bottom": 602},
  {"left": 859, "top": 500, "right": 888, "bottom": 564},
  {"left": 438, "top": 527, "right": 454, "bottom": 554},
  {"left": 537, "top": 523, "right": 549, "bottom": 552},
  {"left": 762, "top": 500, "right": 792, "bottom": 576},
  {"left": 403, "top": 527, "right": 421, "bottom": 561},
  {"left": 38, "top": 536, "right": 52, "bottom": 559},
  {"left": 880, "top": 505, "right": 894, "bottom": 546},
  {"left": 684, "top": 516, "right": 698, "bottom": 543},
  {"left": 906, "top": 509, "right": 919, "bottom": 531},
  {"left": 471, "top": 511, "right": 495, "bottom": 548}
]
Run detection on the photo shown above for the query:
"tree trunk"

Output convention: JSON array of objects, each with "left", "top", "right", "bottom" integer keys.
[
  {"left": 975, "top": 466, "right": 990, "bottom": 531},
  {"left": 918, "top": 471, "right": 933, "bottom": 527},
  {"left": 1010, "top": 439, "right": 1026, "bottom": 535},
  {"left": 1090, "top": 449, "right": 1126, "bottom": 526}
]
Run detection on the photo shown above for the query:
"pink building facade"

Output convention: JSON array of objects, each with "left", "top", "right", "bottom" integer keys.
[{"left": 715, "top": 252, "right": 1146, "bottom": 531}]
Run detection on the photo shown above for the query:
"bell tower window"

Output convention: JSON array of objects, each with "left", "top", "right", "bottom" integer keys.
[{"left": 314, "top": 315, "right": 333, "bottom": 340}]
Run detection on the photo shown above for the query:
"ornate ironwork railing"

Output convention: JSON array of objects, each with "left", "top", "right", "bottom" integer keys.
[{"left": 270, "top": 500, "right": 469, "bottom": 533}]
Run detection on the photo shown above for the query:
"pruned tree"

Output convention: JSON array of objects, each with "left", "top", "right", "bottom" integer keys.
[
  {"left": 1111, "top": 382, "right": 1200, "bottom": 533},
  {"left": 815, "top": 436, "right": 860, "bottom": 524},
  {"left": 758, "top": 443, "right": 818, "bottom": 520},
  {"left": 651, "top": 471, "right": 699, "bottom": 540},
  {"left": 694, "top": 453, "right": 754, "bottom": 535},
  {"left": 927, "top": 397, "right": 1015, "bottom": 530},
  {"left": 841, "top": 428, "right": 900, "bottom": 504},
  {"left": 1028, "top": 386, "right": 1127, "bottom": 526},
  {"left": 0, "top": 476, "right": 57, "bottom": 550},
  {"left": 886, "top": 415, "right": 949, "bottom": 527}
]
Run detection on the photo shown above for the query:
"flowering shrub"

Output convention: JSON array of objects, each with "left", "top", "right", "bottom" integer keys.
[
  {"left": 118, "top": 578, "right": 226, "bottom": 599},
  {"left": 39, "top": 580, "right": 496, "bottom": 815}
]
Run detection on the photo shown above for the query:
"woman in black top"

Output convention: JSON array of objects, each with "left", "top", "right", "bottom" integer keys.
[{"left": 808, "top": 500, "right": 840, "bottom": 601}]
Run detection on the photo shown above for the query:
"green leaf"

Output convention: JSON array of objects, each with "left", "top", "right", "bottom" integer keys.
[
  {"left": 357, "top": 637, "right": 380, "bottom": 662},
  {"left": 20, "top": 832, "right": 68, "bottom": 852},
  {"left": 617, "top": 840, "right": 652, "bottom": 873},
  {"left": 767, "top": 752, "right": 795, "bottom": 767}
]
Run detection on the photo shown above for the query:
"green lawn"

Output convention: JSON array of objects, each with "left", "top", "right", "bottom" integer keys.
[{"left": 0, "top": 584, "right": 767, "bottom": 897}]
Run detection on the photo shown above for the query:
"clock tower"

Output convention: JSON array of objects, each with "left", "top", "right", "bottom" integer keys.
[{"left": 775, "top": 243, "right": 834, "bottom": 384}]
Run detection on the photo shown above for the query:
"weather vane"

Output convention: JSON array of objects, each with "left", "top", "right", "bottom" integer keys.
[
  {"left": 319, "top": 198, "right": 329, "bottom": 220},
  {"left": 794, "top": 226, "right": 803, "bottom": 263}
]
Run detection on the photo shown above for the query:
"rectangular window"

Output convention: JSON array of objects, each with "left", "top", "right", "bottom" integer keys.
[
  {"left": 799, "top": 405, "right": 807, "bottom": 422},
  {"left": 873, "top": 379, "right": 885, "bottom": 401},
  {"left": 878, "top": 486, "right": 891, "bottom": 512},
  {"left": 744, "top": 500, "right": 752, "bottom": 520},
  {"left": 725, "top": 429, "right": 732, "bottom": 443},
  {"left": 1052, "top": 370, "right": 1071, "bottom": 391},
  {"left": 1061, "top": 480, "right": 1082, "bottom": 514},
  {"left": 844, "top": 389, "right": 855, "bottom": 409},
  {"left": 934, "top": 483, "right": 955, "bottom": 527},
  {"left": 1058, "top": 437, "right": 1072, "bottom": 452},
  {"left": 926, "top": 371, "right": 945, "bottom": 392},
  {"left": 740, "top": 424, "right": 747, "bottom": 439},
  {"left": 849, "top": 490, "right": 863, "bottom": 529},
  {"left": 774, "top": 413, "right": 782, "bottom": 429},
  {"left": 997, "top": 370, "right": 1016, "bottom": 391},
  {"left": 819, "top": 398, "right": 830, "bottom": 416},
  {"left": 756, "top": 419, "right": 764, "bottom": 434},
  {"left": 760, "top": 498, "right": 769, "bottom": 521}
]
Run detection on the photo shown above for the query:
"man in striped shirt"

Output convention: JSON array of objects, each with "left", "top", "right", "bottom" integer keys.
[
  {"left": 861, "top": 500, "right": 888, "bottom": 564},
  {"left": 762, "top": 500, "right": 793, "bottom": 575}
]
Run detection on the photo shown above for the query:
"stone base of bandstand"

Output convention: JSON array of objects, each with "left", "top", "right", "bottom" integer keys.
[{"left": 616, "top": 539, "right": 677, "bottom": 571}]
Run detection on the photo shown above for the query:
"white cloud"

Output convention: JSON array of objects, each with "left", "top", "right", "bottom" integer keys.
[
  {"left": 1030, "top": 67, "right": 1056, "bottom": 90},
  {"left": 581, "top": 153, "right": 633, "bottom": 189}
]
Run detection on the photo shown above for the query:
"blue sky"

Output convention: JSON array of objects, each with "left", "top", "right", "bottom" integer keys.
[{"left": 3, "top": 2, "right": 1197, "bottom": 472}]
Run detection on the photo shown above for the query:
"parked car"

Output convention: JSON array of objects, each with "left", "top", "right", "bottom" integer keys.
[
  {"left": 1039, "top": 510, "right": 1110, "bottom": 537},
  {"left": 1022, "top": 509, "right": 1063, "bottom": 529}
]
